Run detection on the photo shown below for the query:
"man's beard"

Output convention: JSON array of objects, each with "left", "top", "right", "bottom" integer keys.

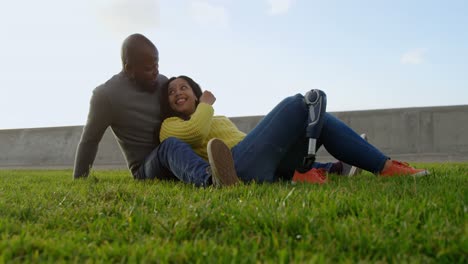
[{"left": 136, "top": 79, "right": 157, "bottom": 93}]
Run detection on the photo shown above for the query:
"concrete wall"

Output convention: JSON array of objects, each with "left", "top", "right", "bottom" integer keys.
[
  {"left": 0, "top": 126, "right": 125, "bottom": 169},
  {"left": 314, "top": 105, "right": 468, "bottom": 162},
  {"left": 1, "top": 105, "right": 467, "bottom": 169}
]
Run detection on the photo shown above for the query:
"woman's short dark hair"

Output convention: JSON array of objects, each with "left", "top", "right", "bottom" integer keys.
[{"left": 160, "top": 75, "right": 203, "bottom": 120}]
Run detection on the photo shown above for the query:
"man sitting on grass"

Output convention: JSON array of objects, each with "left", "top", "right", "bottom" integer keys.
[{"left": 73, "top": 33, "right": 237, "bottom": 187}]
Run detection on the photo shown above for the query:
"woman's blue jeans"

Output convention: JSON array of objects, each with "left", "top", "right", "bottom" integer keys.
[
  {"left": 139, "top": 93, "right": 388, "bottom": 185},
  {"left": 231, "top": 94, "right": 389, "bottom": 183}
]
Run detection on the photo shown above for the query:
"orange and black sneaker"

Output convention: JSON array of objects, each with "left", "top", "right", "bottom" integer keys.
[
  {"left": 380, "top": 160, "right": 429, "bottom": 177},
  {"left": 292, "top": 168, "right": 327, "bottom": 184}
]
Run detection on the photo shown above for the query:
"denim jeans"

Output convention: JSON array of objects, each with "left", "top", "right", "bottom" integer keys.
[
  {"left": 137, "top": 137, "right": 211, "bottom": 187},
  {"left": 231, "top": 94, "right": 389, "bottom": 183},
  {"left": 139, "top": 94, "right": 388, "bottom": 185}
]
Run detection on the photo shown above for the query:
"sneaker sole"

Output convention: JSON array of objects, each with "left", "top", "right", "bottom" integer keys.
[
  {"left": 411, "top": 170, "right": 430, "bottom": 177},
  {"left": 207, "top": 138, "right": 240, "bottom": 187},
  {"left": 380, "top": 166, "right": 431, "bottom": 177}
]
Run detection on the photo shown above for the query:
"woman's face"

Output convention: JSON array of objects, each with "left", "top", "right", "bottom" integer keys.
[{"left": 168, "top": 78, "right": 198, "bottom": 116}]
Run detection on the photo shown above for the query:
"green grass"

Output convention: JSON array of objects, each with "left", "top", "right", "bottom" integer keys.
[{"left": 0, "top": 163, "right": 466, "bottom": 263}]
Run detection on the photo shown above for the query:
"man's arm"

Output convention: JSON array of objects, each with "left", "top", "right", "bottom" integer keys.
[{"left": 73, "top": 89, "right": 112, "bottom": 178}]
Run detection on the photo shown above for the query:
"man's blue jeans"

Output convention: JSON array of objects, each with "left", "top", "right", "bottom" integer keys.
[
  {"left": 136, "top": 132, "right": 335, "bottom": 186},
  {"left": 231, "top": 94, "right": 389, "bottom": 183},
  {"left": 137, "top": 137, "right": 211, "bottom": 187}
]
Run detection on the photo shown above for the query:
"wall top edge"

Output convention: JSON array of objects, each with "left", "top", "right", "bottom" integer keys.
[{"left": 1, "top": 104, "right": 467, "bottom": 131}]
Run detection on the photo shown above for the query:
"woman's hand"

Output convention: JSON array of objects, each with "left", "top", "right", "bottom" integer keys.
[{"left": 200, "top": 90, "right": 216, "bottom": 105}]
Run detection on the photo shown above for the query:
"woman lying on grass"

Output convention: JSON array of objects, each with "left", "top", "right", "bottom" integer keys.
[{"left": 159, "top": 75, "right": 429, "bottom": 186}]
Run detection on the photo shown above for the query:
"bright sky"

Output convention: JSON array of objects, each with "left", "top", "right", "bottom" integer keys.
[{"left": 1, "top": 0, "right": 467, "bottom": 129}]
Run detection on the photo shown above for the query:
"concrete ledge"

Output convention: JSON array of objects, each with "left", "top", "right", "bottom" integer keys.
[{"left": 1, "top": 105, "right": 467, "bottom": 169}]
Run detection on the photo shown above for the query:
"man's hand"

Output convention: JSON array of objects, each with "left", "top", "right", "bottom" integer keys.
[{"left": 199, "top": 91, "right": 216, "bottom": 105}]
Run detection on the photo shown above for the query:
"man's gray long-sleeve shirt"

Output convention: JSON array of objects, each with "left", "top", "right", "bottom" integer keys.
[{"left": 73, "top": 71, "right": 168, "bottom": 178}]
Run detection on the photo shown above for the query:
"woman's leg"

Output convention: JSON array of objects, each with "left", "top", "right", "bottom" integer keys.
[
  {"left": 318, "top": 113, "right": 388, "bottom": 173},
  {"left": 275, "top": 135, "right": 337, "bottom": 180},
  {"left": 231, "top": 94, "right": 311, "bottom": 183}
]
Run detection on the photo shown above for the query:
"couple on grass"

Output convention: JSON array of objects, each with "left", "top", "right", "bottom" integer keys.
[{"left": 73, "top": 33, "right": 428, "bottom": 186}]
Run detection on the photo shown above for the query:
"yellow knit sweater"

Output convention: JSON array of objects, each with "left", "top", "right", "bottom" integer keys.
[{"left": 159, "top": 103, "right": 246, "bottom": 161}]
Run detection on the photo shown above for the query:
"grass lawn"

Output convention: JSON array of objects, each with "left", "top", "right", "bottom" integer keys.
[{"left": 0, "top": 163, "right": 466, "bottom": 263}]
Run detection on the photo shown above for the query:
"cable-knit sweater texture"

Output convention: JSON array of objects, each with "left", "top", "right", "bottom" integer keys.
[{"left": 160, "top": 103, "right": 246, "bottom": 160}]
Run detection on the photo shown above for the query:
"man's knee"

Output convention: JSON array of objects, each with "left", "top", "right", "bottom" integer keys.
[{"left": 159, "top": 137, "right": 186, "bottom": 150}]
